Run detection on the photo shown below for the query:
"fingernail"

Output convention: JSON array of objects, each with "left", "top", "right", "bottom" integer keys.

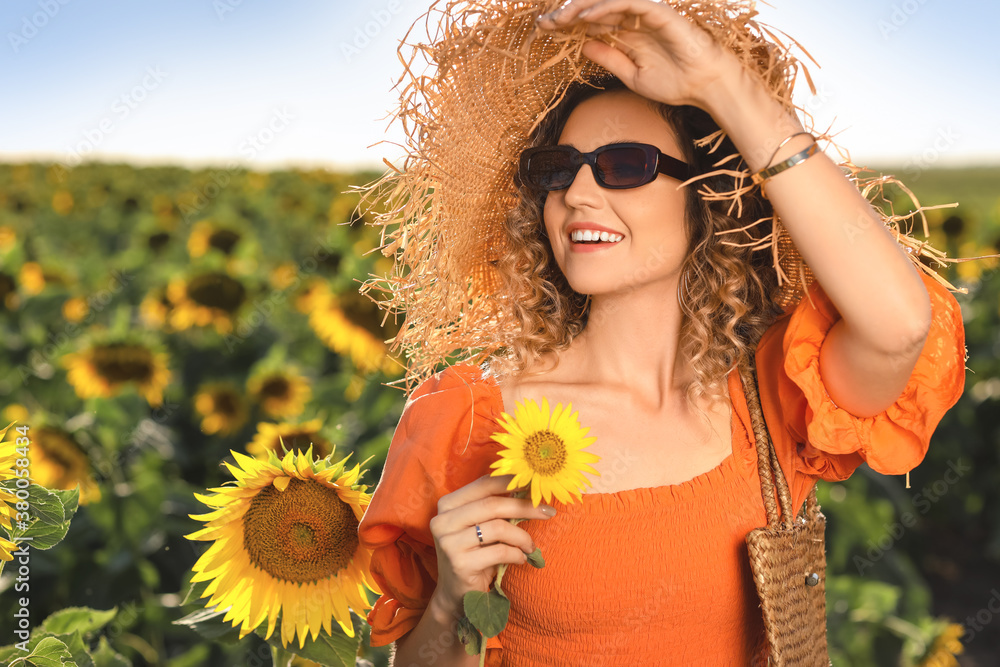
[{"left": 539, "top": 505, "right": 557, "bottom": 517}]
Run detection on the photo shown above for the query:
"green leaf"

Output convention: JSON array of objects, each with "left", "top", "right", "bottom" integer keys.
[
  {"left": 14, "top": 520, "right": 73, "bottom": 550},
  {"left": 41, "top": 607, "right": 118, "bottom": 637},
  {"left": 257, "top": 611, "right": 365, "bottom": 667},
  {"left": 463, "top": 590, "right": 510, "bottom": 639},
  {"left": 0, "top": 482, "right": 64, "bottom": 526},
  {"left": 2, "top": 482, "right": 78, "bottom": 550},
  {"left": 52, "top": 488, "right": 80, "bottom": 522},
  {"left": 179, "top": 578, "right": 211, "bottom": 607},
  {"left": 456, "top": 616, "right": 483, "bottom": 656},
  {"left": 526, "top": 547, "right": 545, "bottom": 569},
  {"left": 58, "top": 631, "right": 95, "bottom": 667},
  {"left": 91, "top": 637, "right": 131, "bottom": 667},
  {"left": 172, "top": 606, "right": 241, "bottom": 643},
  {"left": 7, "top": 636, "right": 75, "bottom": 667}
]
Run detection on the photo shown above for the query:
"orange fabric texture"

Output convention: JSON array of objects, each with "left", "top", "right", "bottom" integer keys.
[{"left": 357, "top": 272, "right": 965, "bottom": 665}]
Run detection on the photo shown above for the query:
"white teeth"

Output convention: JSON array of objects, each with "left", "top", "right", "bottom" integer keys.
[{"left": 569, "top": 230, "right": 623, "bottom": 243}]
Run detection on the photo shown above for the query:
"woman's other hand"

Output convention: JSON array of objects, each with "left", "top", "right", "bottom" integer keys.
[
  {"left": 428, "top": 473, "right": 557, "bottom": 617},
  {"left": 535, "top": 0, "right": 748, "bottom": 112}
]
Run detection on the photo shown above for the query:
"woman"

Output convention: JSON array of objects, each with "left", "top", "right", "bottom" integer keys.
[{"left": 356, "top": 0, "right": 968, "bottom": 664}]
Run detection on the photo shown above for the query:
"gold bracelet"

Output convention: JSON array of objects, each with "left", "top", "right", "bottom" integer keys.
[{"left": 751, "top": 132, "right": 818, "bottom": 186}]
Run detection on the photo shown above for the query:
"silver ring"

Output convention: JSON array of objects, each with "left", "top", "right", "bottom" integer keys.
[{"left": 475, "top": 524, "right": 484, "bottom": 545}]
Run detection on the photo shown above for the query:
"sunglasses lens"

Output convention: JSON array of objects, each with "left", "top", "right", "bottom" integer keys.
[
  {"left": 596, "top": 147, "right": 650, "bottom": 187},
  {"left": 526, "top": 150, "right": 576, "bottom": 190}
]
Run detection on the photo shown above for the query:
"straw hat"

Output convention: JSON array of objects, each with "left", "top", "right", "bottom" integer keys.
[{"left": 353, "top": 0, "right": 965, "bottom": 392}]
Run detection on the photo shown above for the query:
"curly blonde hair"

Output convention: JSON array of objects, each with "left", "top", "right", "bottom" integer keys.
[{"left": 486, "top": 76, "right": 787, "bottom": 415}]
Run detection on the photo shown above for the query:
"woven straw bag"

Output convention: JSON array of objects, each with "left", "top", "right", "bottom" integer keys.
[{"left": 738, "top": 359, "right": 833, "bottom": 666}]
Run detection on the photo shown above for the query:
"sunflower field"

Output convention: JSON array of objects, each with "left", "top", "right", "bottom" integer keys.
[{"left": 0, "top": 160, "right": 998, "bottom": 666}]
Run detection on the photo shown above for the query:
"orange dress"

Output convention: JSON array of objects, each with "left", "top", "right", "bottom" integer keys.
[{"left": 357, "top": 272, "right": 966, "bottom": 666}]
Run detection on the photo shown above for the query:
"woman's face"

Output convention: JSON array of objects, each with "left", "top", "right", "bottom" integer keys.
[{"left": 542, "top": 90, "right": 690, "bottom": 298}]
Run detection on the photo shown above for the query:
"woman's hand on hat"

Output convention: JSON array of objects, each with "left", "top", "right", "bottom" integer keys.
[{"left": 536, "top": 0, "right": 748, "bottom": 112}]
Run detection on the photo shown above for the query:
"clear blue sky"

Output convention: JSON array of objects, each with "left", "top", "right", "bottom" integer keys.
[{"left": 1, "top": 0, "right": 996, "bottom": 172}]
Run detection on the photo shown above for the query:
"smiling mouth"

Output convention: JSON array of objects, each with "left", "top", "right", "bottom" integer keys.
[{"left": 569, "top": 230, "right": 624, "bottom": 244}]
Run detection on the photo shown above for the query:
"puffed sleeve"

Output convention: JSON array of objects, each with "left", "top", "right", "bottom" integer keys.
[
  {"left": 755, "top": 271, "right": 967, "bottom": 516},
  {"left": 357, "top": 363, "right": 504, "bottom": 655}
]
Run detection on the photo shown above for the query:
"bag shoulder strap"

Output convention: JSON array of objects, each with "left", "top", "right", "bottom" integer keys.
[{"left": 737, "top": 358, "right": 818, "bottom": 528}]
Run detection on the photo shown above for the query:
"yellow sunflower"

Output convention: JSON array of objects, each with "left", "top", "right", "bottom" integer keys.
[
  {"left": 308, "top": 288, "right": 402, "bottom": 376},
  {"left": 188, "top": 220, "right": 242, "bottom": 258},
  {"left": 490, "top": 397, "right": 601, "bottom": 508},
  {"left": 246, "top": 419, "right": 332, "bottom": 460},
  {"left": 62, "top": 296, "right": 89, "bottom": 323},
  {"left": 194, "top": 382, "right": 249, "bottom": 437},
  {"left": 51, "top": 189, "right": 74, "bottom": 215},
  {"left": 139, "top": 287, "right": 173, "bottom": 329},
  {"left": 185, "top": 448, "right": 380, "bottom": 648},
  {"left": 62, "top": 342, "right": 172, "bottom": 407},
  {"left": 18, "top": 262, "right": 46, "bottom": 295},
  {"left": 294, "top": 277, "right": 330, "bottom": 315},
  {"left": 269, "top": 262, "right": 300, "bottom": 291},
  {"left": 0, "top": 225, "right": 16, "bottom": 251},
  {"left": 247, "top": 369, "right": 312, "bottom": 419},
  {"left": 0, "top": 421, "right": 21, "bottom": 562},
  {"left": 167, "top": 273, "right": 246, "bottom": 334},
  {"left": 919, "top": 622, "right": 965, "bottom": 667},
  {"left": 28, "top": 426, "right": 101, "bottom": 505}
]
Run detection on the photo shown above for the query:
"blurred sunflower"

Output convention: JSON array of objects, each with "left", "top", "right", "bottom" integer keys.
[
  {"left": 919, "top": 622, "right": 965, "bottom": 667},
  {"left": 185, "top": 448, "right": 380, "bottom": 648},
  {"left": 18, "top": 262, "right": 46, "bottom": 295},
  {"left": 246, "top": 419, "right": 332, "bottom": 460},
  {"left": 0, "top": 272, "right": 19, "bottom": 310},
  {"left": 294, "top": 277, "right": 330, "bottom": 314},
  {"left": 151, "top": 193, "right": 176, "bottom": 223},
  {"left": 51, "top": 189, "right": 74, "bottom": 215},
  {"left": 308, "top": 288, "right": 402, "bottom": 376},
  {"left": 28, "top": 426, "right": 101, "bottom": 505},
  {"left": 247, "top": 369, "right": 311, "bottom": 419},
  {"left": 147, "top": 231, "right": 171, "bottom": 254},
  {"left": 269, "top": 262, "right": 300, "bottom": 291},
  {"left": 1, "top": 404, "right": 29, "bottom": 426},
  {"left": 139, "top": 287, "right": 173, "bottom": 329},
  {"left": 62, "top": 296, "right": 89, "bottom": 323},
  {"left": 954, "top": 241, "right": 999, "bottom": 284},
  {"left": 62, "top": 341, "right": 172, "bottom": 407},
  {"left": 0, "top": 421, "right": 21, "bottom": 562},
  {"left": 0, "top": 225, "right": 16, "bottom": 251},
  {"left": 188, "top": 219, "right": 242, "bottom": 257},
  {"left": 167, "top": 272, "right": 247, "bottom": 335},
  {"left": 194, "top": 382, "right": 249, "bottom": 437},
  {"left": 18, "top": 262, "right": 70, "bottom": 296},
  {"left": 490, "top": 397, "right": 601, "bottom": 508}
]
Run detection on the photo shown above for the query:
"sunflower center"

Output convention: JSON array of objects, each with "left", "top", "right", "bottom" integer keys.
[
  {"left": 212, "top": 390, "right": 242, "bottom": 416},
  {"left": 187, "top": 273, "right": 246, "bottom": 313},
  {"left": 523, "top": 430, "right": 568, "bottom": 476},
  {"left": 209, "top": 229, "right": 240, "bottom": 254},
  {"left": 92, "top": 344, "right": 154, "bottom": 383},
  {"left": 260, "top": 376, "right": 291, "bottom": 400},
  {"left": 243, "top": 477, "right": 358, "bottom": 583},
  {"left": 269, "top": 430, "right": 331, "bottom": 458}
]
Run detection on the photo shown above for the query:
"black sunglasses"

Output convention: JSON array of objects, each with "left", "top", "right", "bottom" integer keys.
[{"left": 517, "top": 142, "right": 694, "bottom": 191}]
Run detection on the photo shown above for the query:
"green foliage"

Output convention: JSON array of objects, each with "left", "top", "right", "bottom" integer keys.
[{"left": 1, "top": 160, "right": 997, "bottom": 665}]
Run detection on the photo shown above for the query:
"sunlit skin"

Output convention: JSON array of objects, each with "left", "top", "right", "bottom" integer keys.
[{"left": 543, "top": 90, "right": 691, "bottom": 301}]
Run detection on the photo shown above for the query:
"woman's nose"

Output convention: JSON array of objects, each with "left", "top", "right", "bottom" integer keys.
[{"left": 561, "top": 162, "right": 603, "bottom": 208}]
